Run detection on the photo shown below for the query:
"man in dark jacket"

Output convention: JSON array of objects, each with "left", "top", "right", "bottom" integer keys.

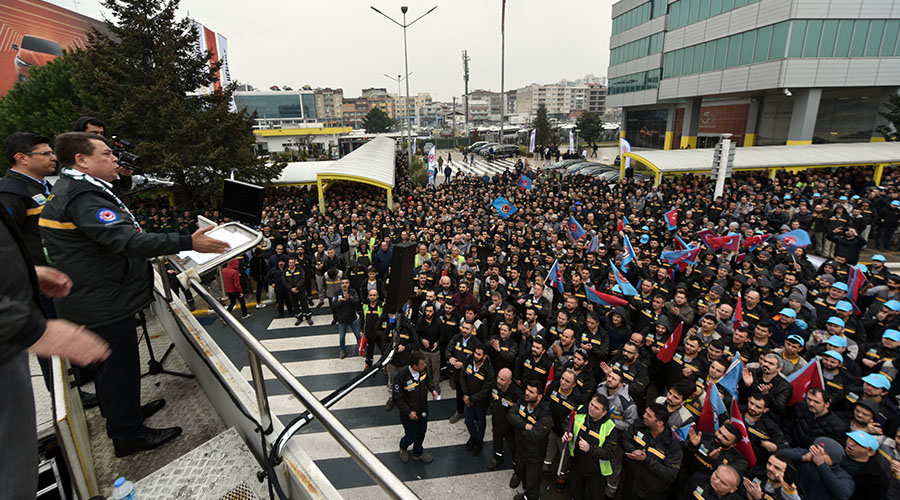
[
  {"left": 39, "top": 132, "right": 228, "bottom": 457},
  {"left": 621, "top": 403, "right": 684, "bottom": 500},
  {"left": 790, "top": 387, "right": 847, "bottom": 448},
  {"left": 266, "top": 259, "right": 290, "bottom": 318},
  {"left": 564, "top": 393, "right": 620, "bottom": 500},
  {"left": 842, "top": 430, "right": 889, "bottom": 500},
  {"left": 385, "top": 313, "right": 419, "bottom": 411},
  {"left": 827, "top": 227, "right": 867, "bottom": 265},
  {"left": 781, "top": 436, "right": 854, "bottom": 500},
  {"left": 739, "top": 352, "right": 794, "bottom": 418},
  {"left": 392, "top": 351, "right": 440, "bottom": 463},
  {"left": 488, "top": 367, "right": 524, "bottom": 480},
  {"left": 509, "top": 380, "right": 553, "bottom": 500},
  {"left": 283, "top": 258, "right": 312, "bottom": 325},
  {"left": 447, "top": 320, "right": 482, "bottom": 424},
  {"left": 0, "top": 199, "right": 109, "bottom": 498},
  {"left": 460, "top": 344, "right": 495, "bottom": 455},
  {"left": 332, "top": 277, "right": 361, "bottom": 359}
]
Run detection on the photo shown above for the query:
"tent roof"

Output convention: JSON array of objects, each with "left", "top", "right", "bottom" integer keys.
[
  {"left": 271, "top": 160, "right": 334, "bottom": 185},
  {"left": 624, "top": 142, "right": 900, "bottom": 176},
  {"left": 317, "top": 136, "right": 396, "bottom": 190}
]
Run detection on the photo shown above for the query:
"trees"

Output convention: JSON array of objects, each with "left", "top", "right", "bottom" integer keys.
[
  {"left": 0, "top": 0, "right": 284, "bottom": 193},
  {"left": 533, "top": 103, "right": 552, "bottom": 147},
  {"left": 877, "top": 93, "right": 900, "bottom": 142},
  {"left": 576, "top": 112, "right": 604, "bottom": 147},
  {"left": 73, "top": 0, "right": 282, "bottom": 198},
  {"left": 0, "top": 53, "right": 98, "bottom": 173},
  {"left": 362, "top": 108, "right": 394, "bottom": 133}
]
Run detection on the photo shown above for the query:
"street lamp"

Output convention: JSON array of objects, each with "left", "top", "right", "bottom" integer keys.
[
  {"left": 371, "top": 4, "right": 437, "bottom": 171},
  {"left": 384, "top": 72, "right": 413, "bottom": 135}
]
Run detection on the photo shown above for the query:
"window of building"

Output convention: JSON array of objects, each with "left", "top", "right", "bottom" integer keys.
[
  {"left": 770, "top": 21, "right": 790, "bottom": 60},
  {"left": 740, "top": 30, "right": 757, "bottom": 65},
  {"left": 625, "top": 108, "right": 668, "bottom": 149},
  {"left": 865, "top": 20, "right": 886, "bottom": 57},
  {"left": 715, "top": 38, "right": 729, "bottom": 69},
  {"left": 813, "top": 91, "right": 880, "bottom": 143},
  {"left": 788, "top": 20, "right": 806, "bottom": 57},
  {"left": 834, "top": 20, "right": 854, "bottom": 57},
  {"left": 881, "top": 20, "right": 900, "bottom": 56},
  {"left": 753, "top": 24, "right": 773, "bottom": 62},
  {"left": 849, "top": 20, "right": 869, "bottom": 57},
  {"left": 802, "top": 20, "right": 823, "bottom": 58},
  {"left": 726, "top": 33, "right": 742, "bottom": 67},
  {"left": 668, "top": 0, "right": 759, "bottom": 30},
  {"left": 612, "top": 2, "right": 653, "bottom": 35},
  {"left": 683, "top": 46, "right": 694, "bottom": 75},
  {"left": 819, "top": 20, "right": 839, "bottom": 57},
  {"left": 703, "top": 41, "right": 717, "bottom": 71}
]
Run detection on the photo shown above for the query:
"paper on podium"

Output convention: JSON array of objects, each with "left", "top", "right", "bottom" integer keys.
[{"left": 177, "top": 226, "right": 252, "bottom": 265}]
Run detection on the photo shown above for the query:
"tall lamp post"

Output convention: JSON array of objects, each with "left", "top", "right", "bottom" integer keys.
[
  {"left": 371, "top": 5, "right": 437, "bottom": 171},
  {"left": 384, "top": 72, "right": 412, "bottom": 143}
]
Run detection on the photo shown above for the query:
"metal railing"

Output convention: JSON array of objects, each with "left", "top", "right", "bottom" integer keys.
[{"left": 182, "top": 277, "right": 418, "bottom": 500}]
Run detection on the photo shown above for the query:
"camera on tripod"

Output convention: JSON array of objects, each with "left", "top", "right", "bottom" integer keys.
[{"left": 111, "top": 135, "right": 141, "bottom": 170}]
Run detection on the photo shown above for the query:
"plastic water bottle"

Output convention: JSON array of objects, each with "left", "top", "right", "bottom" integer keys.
[{"left": 112, "top": 477, "right": 137, "bottom": 500}]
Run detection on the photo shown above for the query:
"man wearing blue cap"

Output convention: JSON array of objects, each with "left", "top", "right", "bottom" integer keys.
[
  {"left": 773, "top": 334, "right": 808, "bottom": 377},
  {"left": 842, "top": 430, "right": 890, "bottom": 500},
  {"left": 866, "top": 255, "right": 889, "bottom": 288},
  {"left": 768, "top": 308, "right": 805, "bottom": 346},
  {"left": 850, "top": 373, "right": 900, "bottom": 437},
  {"left": 863, "top": 274, "right": 900, "bottom": 313},
  {"left": 832, "top": 301, "right": 864, "bottom": 341},
  {"left": 818, "top": 348, "right": 854, "bottom": 407},
  {"left": 858, "top": 329, "right": 900, "bottom": 378},
  {"left": 815, "top": 282, "right": 849, "bottom": 326},
  {"left": 863, "top": 298, "right": 900, "bottom": 339}
]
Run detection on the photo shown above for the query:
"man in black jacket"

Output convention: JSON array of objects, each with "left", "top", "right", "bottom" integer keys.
[
  {"left": 332, "top": 278, "right": 361, "bottom": 359},
  {"left": 739, "top": 352, "right": 793, "bottom": 418},
  {"left": 460, "top": 344, "right": 495, "bottom": 455},
  {"left": 488, "top": 367, "right": 524, "bottom": 480},
  {"left": 509, "top": 380, "right": 553, "bottom": 500},
  {"left": 621, "top": 403, "right": 684, "bottom": 500},
  {"left": 0, "top": 199, "right": 109, "bottom": 497},
  {"left": 393, "top": 351, "right": 439, "bottom": 463},
  {"left": 447, "top": 320, "right": 482, "bottom": 424},
  {"left": 39, "top": 132, "right": 228, "bottom": 457},
  {"left": 266, "top": 259, "right": 290, "bottom": 318},
  {"left": 284, "top": 258, "right": 312, "bottom": 325},
  {"left": 789, "top": 387, "right": 847, "bottom": 447}
]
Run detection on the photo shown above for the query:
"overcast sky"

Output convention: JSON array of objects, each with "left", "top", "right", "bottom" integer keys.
[{"left": 49, "top": 0, "right": 614, "bottom": 102}]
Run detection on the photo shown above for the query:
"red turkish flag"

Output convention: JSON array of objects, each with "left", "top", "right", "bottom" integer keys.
[
  {"left": 730, "top": 399, "right": 757, "bottom": 468},
  {"left": 656, "top": 322, "right": 683, "bottom": 363}
]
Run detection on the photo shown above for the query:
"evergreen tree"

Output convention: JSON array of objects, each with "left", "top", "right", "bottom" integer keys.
[
  {"left": 361, "top": 108, "right": 394, "bottom": 133},
  {"left": 877, "top": 93, "right": 900, "bottom": 141},
  {"left": 0, "top": 53, "right": 98, "bottom": 173},
  {"left": 534, "top": 103, "right": 552, "bottom": 148},
  {"left": 575, "top": 112, "right": 604, "bottom": 147},
  {"left": 75, "top": 0, "right": 281, "bottom": 197}
]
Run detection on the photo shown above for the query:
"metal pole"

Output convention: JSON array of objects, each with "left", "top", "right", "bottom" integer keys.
[
  {"left": 499, "top": 0, "right": 505, "bottom": 145},
  {"left": 402, "top": 9, "right": 412, "bottom": 171}
]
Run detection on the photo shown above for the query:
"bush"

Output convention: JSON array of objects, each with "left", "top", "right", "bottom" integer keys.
[{"left": 409, "top": 155, "right": 427, "bottom": 186}]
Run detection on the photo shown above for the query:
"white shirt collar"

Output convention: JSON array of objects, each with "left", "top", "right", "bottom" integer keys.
[{"left": 408, "top": 366, "right": 420, "bottom": 381}]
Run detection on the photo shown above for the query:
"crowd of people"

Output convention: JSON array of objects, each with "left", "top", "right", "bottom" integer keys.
[{"left": 123, "top": 151, "right": 900, "bottom": 500}]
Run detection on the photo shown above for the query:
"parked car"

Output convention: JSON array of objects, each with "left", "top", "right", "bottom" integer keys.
[
  {"left": 565, "top": 161, "right": 602, "bottom": 174},
  {"left": 467, "top": 141, "right": 488, "bottom": 153},
  {"left": 12, "top": 35, "right": 63, "bottom": 82},
  {"left": 475, "top": 143, "right": 500, "bottom": 156},
  {"left": 492, "top": 145, "right": 519, "bottom": 159},
  {"left": 543, "top": 159, "right": 584, "bottom": 171}
]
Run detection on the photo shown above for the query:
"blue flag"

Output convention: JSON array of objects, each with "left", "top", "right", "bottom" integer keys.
[
  {"left": 547, "top": 259, "right": 565, "bottom": 294},
  {"left": 586, "top": 234, "right": 599, "bottom": 253},
  {"left": 492, "top": 197, "right": 518, "bottom": 219},
  {"left": 516, "top": 174, "right": 533, "bottom": 190},
  {"left": 673, "top": 423, "right": 693, "bottom": 442},
  {"left": 709, "top": 382, "right": 728, "bottom": 416},
  {"left": 776, "top": 229, "right": 812, "bottom": 254},
  {"left": 610, "top": 259, "right": 638, "bottom": 296},
  {"left": 567, "top": 215, "right": 586, "bottom": 242},
  {"left": 623, "top": 234, "right": 636, "bottom": 269},
  {"left": 718, "top": 357, "right": 744, "bottom": 399}
]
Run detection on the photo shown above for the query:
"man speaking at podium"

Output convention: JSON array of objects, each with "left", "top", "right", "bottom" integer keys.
[{"left": 39, "top": 132, "right": 229, "bottom": 457}]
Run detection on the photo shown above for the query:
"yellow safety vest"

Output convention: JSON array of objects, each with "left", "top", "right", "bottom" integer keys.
[{"left": 569, "top": 412, "right": 615, "bottom": 476}]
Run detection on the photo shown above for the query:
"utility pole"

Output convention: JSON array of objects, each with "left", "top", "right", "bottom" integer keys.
[
  {"left": 499, "top": 0, "right": 506, "bottom": 145},
  {"left": 462, "top": 50, "right": 470, "bottom": 127}
]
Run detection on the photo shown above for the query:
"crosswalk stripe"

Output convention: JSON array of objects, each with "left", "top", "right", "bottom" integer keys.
[
  {"left": 337, "top": 470, "right": 516, "bottom": 500},
  {"left": 221, "top": 307, "right": 516, "bottom": 494}
]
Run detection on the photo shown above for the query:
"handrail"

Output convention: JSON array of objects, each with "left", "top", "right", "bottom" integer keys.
[
  {"left": 188, "top": 279, "right": 419, "bottom": 500},
  {"left": 274, "top": 340, "right": 395, "bottom": 458}
]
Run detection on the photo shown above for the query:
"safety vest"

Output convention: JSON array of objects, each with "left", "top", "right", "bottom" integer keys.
[
  {"left": 362, "top": 303, "right": 383, "bottom": 317},
  {"left": 569, "top": 412, "right": 615, "bottom": 476}
]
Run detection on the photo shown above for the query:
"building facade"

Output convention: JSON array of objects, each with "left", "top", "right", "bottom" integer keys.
[
  {"left": 314, "top": 88, "right": 344, "bottom": 126},
  {"left": 607, "top": 0, "right": 900, "bottom": 149},
  {"left": 234, "top": 90, "right": 319, "bottom": 129}
]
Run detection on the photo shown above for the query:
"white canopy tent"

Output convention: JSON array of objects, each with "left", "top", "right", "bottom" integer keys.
[{"left": 620, "top": 142, "right": 900, "bottom": 185}]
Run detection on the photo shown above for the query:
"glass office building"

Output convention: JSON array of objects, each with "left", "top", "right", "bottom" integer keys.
[
  {"left": 233, "top": 91, "right": 318, "bottom": 121},
  {"left": 607, "top": 0, "right": 900, "bottom": 149}
]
